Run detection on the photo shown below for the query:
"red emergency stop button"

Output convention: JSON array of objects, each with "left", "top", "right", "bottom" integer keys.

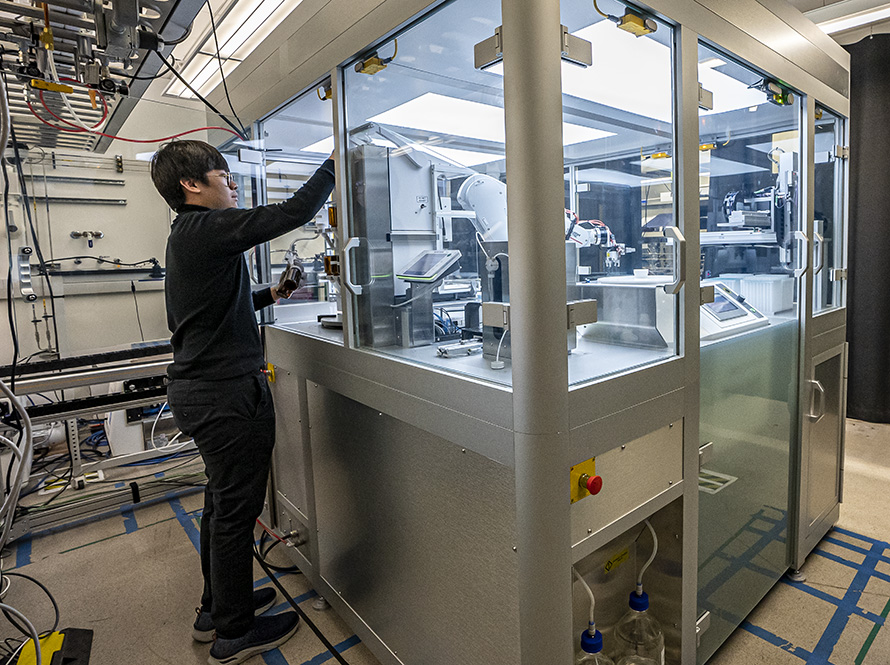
[{"left": 578, "top": 473, "right": 603, "bottom": 496}]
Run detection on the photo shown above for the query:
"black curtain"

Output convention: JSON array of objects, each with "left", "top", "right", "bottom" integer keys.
[{"left": 846, "top": 36, "right": 890, "bottom": 422}]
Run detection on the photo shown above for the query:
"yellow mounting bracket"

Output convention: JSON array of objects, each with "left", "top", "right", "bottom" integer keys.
[
  {"left": 39, "top": 3, "right": 54, "bottom": 50},
  {"left": 30, "top": 79, "right": 73, "bottom": 94},
  {"left": 570, "top": 457, "right": 599, "bottom": 504}
]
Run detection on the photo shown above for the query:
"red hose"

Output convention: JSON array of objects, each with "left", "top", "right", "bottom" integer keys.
[
  {"left": 25, "top": 96, "right": 241, "bottom": 143},
  {"left": 38, "top": 89, "right": 107, "bottom": 129}
]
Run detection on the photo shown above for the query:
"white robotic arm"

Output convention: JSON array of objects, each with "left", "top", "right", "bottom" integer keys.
[{"left": 456, "top": 174, "right": 508, "bottom": 242}]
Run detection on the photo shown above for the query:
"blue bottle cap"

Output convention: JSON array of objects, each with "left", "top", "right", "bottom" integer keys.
[
  {"left": 628, "top": 590, "right": 650, "bottom": 611},
  {"left": 580, "top": 628, "right": 603, "bottom": 654}
]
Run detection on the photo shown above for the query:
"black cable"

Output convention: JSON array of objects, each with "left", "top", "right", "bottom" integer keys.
[
  {"left": 252, "top": 550, "right": 352, "bottom": 665},
  {"left": 26, "top": 464, "right": 71, "bottom": 510},
  {"left": 254, "top": 535, "right": 300, "bottom": 573},
  {"left": 3, "top": 429, "right": 23, "bottom": 498},
  {"left": 0, "top": 637, "right": 21, "bottom": 657},
  {"left": 0, "top": 571, "right": 60, "bottom": 639},
  {"left": 45, "top": 255, "right": 156, "bottom": 268},
  {"left": 206, "top": 2, "right": 246, "bottom": 137},
  {"left": 4, "top": 167, "right": 17, "bottom": 394},
  {"left": 125, "top": 70, "right": 171, "bottom": 83},
  {"left": 124, "top": 55, "right": 179, "bottom": 82},
  {"left": 8, "top": 124, "right": 61, "bottom": 357},
  {"left": 130, "top": 280, "right": 145, "bottom": 342},
  {"left": 1, "top": 51, "right": 19, "bottom": 391},
  {"left": 156, "top": 53, "right": 247, "bottom": 140},
  {"left": 161, "top": 23, "right": 192, "bottom": 46}
]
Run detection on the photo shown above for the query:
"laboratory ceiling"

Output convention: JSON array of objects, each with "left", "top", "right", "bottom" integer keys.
[
  {"left": 787, "top": 0, "right": 890, "bottom": 43},
  {"left": 0, "top": 0, "right": 203, "bottom": 152}
]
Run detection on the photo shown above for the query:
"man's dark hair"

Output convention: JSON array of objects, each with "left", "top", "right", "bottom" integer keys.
[{"left": 150, "top": 140, "right": 229, "bottom": 211}]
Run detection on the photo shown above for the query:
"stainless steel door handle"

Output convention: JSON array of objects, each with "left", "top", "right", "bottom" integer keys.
[
  {"left": 813, "top": 232, "right": 824, "bottom": 276},
  {"left": 662, "top": 226, "right": 686, "bottom": 295},
  {"left": 807, "top": 379, "right": 825, "bottom": 423},
  {"left": 342, "top": 237, "right": 363, "bottom": 296}
]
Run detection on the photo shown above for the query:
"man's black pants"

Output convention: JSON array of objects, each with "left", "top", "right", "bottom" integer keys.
[{"left": 167, "top": 370, "right": 275, "bottom": 639}]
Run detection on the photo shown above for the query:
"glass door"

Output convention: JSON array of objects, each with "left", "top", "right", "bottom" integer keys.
[
  {"left": 813, "top": 107, "right": 847, "bottom": 315},
  {"left": 696, "top": 43, "right": 803, "bottom": 663},
  {"left": 341, "top": 0, "right": 509, "bottom": 385},
  {"left": 559, "top": 0, "right": 681, "bottom": 387},
  {"left": 259, "top": 85, "right": 339, "bottom": 326}
]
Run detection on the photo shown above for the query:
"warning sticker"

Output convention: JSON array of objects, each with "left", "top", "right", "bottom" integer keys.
[{"left": 604, "top": 547, "right": 630, "bottom": 574}]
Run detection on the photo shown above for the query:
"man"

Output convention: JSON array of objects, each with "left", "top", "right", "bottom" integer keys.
[{"left": 151, "top": 140, "right": 335, "bottom": 665}]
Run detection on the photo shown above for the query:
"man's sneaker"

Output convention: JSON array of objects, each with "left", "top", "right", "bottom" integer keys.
[
  {"left": 208, "top": 611, "right": 300, "bottom": 665},
  {"left": 192, "top": 587, "right": 278, "bottom": 642}
]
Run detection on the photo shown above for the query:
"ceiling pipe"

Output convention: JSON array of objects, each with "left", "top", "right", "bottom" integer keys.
[
  {"left": 0, "top": 1, "right": 95, "bottom": 31},
  {"left": 39, "top": 0, "right": 92, "bottom": 13}
]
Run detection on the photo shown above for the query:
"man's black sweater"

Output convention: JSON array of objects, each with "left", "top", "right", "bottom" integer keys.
[{"left": 165, "top": 159, "right": 335, "bottom": 381}]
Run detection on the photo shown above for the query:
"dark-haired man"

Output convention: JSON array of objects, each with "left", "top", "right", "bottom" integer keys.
[{"left": 151, "top": 140, "right": 334, "bottom": 665}]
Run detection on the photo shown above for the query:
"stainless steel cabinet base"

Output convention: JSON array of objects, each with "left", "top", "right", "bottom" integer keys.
[{"left": 266, "top": 327, "right": 689, "bottom": 665}]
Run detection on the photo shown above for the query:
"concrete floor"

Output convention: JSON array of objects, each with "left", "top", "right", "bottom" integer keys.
[
  {"left": 0, "top": 419, "right": 887, "bottom": 665},
  {"left": 708, "top": 419, "right": 890, "bottom": 665}
]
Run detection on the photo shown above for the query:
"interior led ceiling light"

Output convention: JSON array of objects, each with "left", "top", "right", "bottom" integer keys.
[
  {"left": 368, "top": 93, "right": 615, "bottom": 146},
  {"left": 165, "top": 0, "right": 304, "bottom": 98},
  {"left": 812, "top": 1, "right": 890, "bottom": 34}
]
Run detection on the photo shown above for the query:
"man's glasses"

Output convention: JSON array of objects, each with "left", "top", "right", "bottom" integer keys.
[{"left": 210, "top": 172, "right": 236, "bottom": 187}]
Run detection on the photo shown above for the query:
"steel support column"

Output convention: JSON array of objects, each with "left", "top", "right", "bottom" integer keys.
[
  {"left": 502, "top": 2, "right": 573, "bottom": 663},
  {"left": 677, "top": 25, "right": 701, "bottom": 664}
]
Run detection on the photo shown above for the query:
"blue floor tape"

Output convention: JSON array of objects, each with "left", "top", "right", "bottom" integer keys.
[
  {"left": 783, "top": 577, "right": 885, "bottom": 624},
  {"left": 807, "top": 538, "right": 886, "bottom": 665},
  {"left": 21, "top": 487, "right": 202, "bottom": 542},
  {"left": 14, "top": 536, "right": 31, "bottom": 568},
  {"left": 261, "top": 649, "right": 290, "bottom": 665},
  {"left": 169, "top": 496, "right": 201, "bottom": 552},
  {"left": 739, "top": 527, "right": 889, "bottom": 665},
  {"left": 833, "top": 526, "right": 890, "bottom": 549},
  {"left": 813, "top": 547, "right": 890, "bottom": 586},
  {"left": 121, "top": 507, "right": 138, "bottom": 534},
  {"left": 741, "top": 620, "right": 813, "bottom": 660},
  {"left": 166, "top": 506, "right": 364, "bottom": 665},
  {"left": 299, "top": 635, "right": 362, "bottom": 665}
]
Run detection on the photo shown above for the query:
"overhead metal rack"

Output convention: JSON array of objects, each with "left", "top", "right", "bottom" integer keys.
[{"left": 0, "top": 0, "right": 207, "bottom": 152}]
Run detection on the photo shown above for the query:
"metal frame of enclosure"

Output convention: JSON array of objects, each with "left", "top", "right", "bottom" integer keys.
[{"left": 224, "top": 0, "right": 851, "bottom": 662}]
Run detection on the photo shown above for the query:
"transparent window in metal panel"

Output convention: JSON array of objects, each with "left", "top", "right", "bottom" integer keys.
[
  {"left": 559, "top": 0, "right": 678, "bottom": 386},
  {"left": 257, "top": 87, "right": 338, "bottom": 324},
  {"left": 813, "top": 107, "right": 847, "bottom": 315},
  {"left": 696, "top": 42, "right": 802, "bottom": 665},
  {"left": 342, "top": 0, "right": 508, "bottom": 384}
]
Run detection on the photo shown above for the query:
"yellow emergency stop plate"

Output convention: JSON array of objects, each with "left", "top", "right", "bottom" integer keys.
[{"left": 570, "top": 457, "right": 597, "bottom": 504}]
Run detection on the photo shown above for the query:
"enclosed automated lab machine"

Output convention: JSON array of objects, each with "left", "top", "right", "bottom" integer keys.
[{"left": 220, "top": 0, "right": 851, "bottom": 662}]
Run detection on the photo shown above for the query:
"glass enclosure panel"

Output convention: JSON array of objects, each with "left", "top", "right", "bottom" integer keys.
[
  {"left": 219, "top": 136, "right": 258, "bottom": 210},
  {"left": 696, "top": 43, "right": 801, "bottom": 664},
  {"left": 813, "top": 107, "right": 846, "bottom": 314},
  {"left": 258, "top": 87, "right": 339, "bottom": 320},
  {"left": 218, "top": 136, "right": 273, "bottom": 321},
  {"left": 560, "top": 0, "right": 678, "bottom": 386},
  {"left": 343, "top": 0, "right": 508, "bottom": 383}
]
